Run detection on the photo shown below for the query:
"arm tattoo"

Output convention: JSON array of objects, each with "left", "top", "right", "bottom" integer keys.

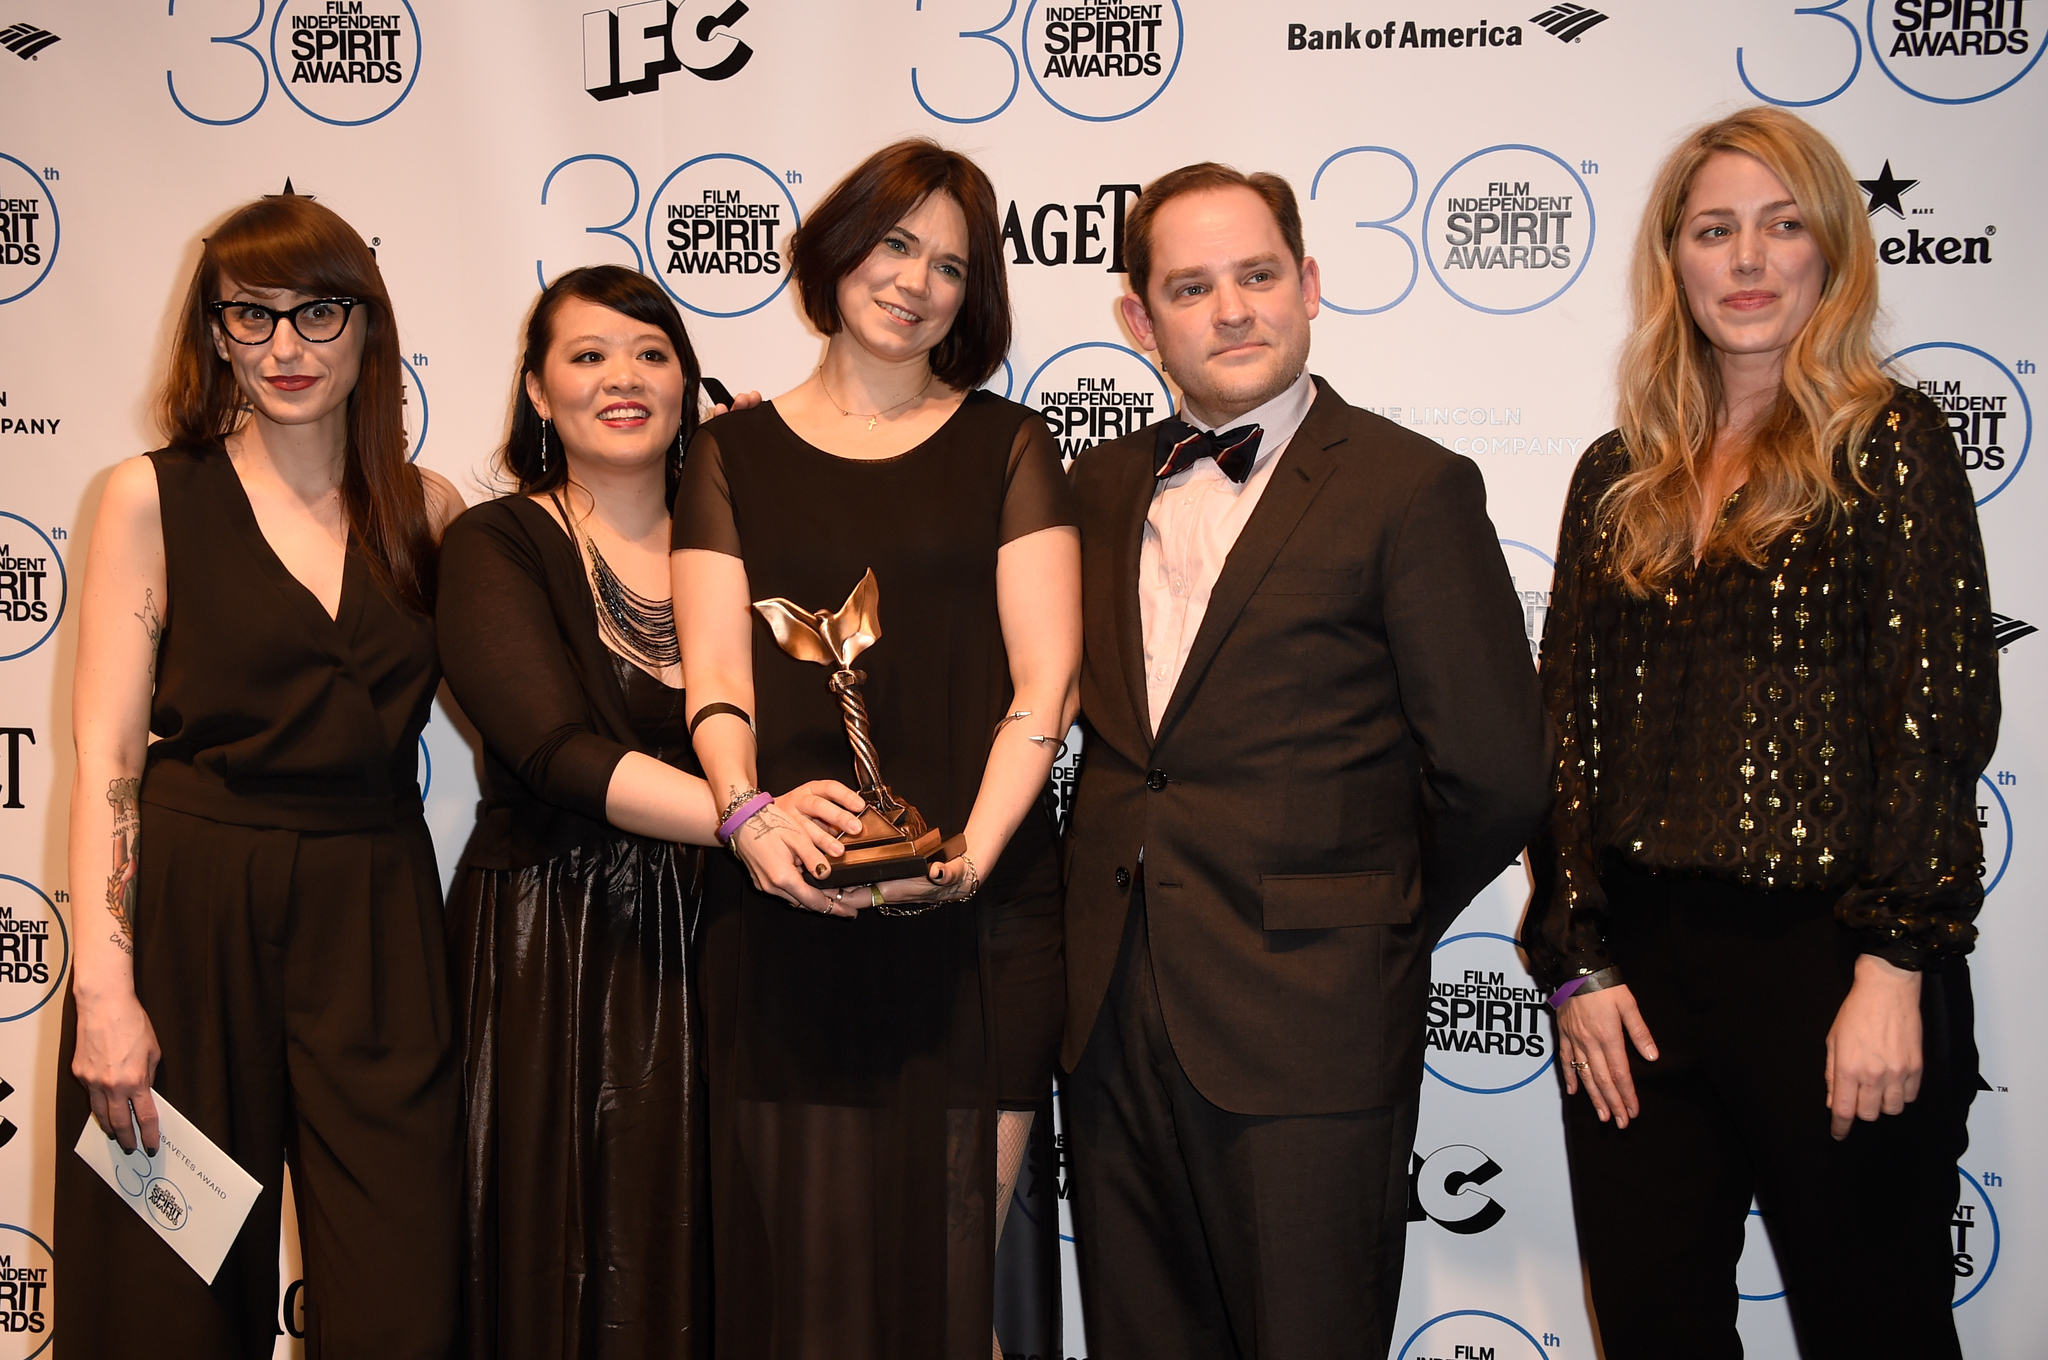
[
  {"left": 105, "top": 777, "right": 141, "bottom": 954},
  {"left": 135, "top": 588, "right": 164, "bottom": 687}
]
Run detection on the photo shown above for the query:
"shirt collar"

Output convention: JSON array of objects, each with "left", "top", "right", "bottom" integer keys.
[{"left": 1181, "top": 370, "right": 1315, "bottom": 472}]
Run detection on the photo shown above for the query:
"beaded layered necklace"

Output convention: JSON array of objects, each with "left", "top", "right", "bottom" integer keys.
[{"left": 550, "top": 490, "right": 679, "bottom": 671}]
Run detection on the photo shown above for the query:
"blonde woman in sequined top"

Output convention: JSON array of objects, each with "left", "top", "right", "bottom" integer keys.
[{"left": 1524, "top": 106, "right": 1998, "bottom": 1359}]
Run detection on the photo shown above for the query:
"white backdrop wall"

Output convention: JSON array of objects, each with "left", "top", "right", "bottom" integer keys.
[{"left": 0, "top": 3, "right": 2040, "bottom": 1357}]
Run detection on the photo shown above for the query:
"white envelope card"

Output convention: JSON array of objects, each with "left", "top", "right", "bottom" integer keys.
[{"left": 72, "top": 1089, "right": 264, "bottom": 1284}]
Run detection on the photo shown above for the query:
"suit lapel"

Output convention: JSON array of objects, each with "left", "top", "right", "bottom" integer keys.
[
  {"left": 1152, "top": 379, "right": 1349, "bottom": 746},
  {"left": 1106, "top": 446, "right": 1156, "bottom": 754}
]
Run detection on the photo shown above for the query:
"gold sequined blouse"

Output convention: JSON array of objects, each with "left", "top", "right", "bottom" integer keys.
[{"left": 1525, "top": 385, "right": 2000, "bottom": 986}]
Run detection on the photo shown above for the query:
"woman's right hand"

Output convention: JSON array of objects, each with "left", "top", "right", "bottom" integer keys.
[
  {"left": 731, "top": 783, "right": 866, "bottom": 917},
  {"left": 1556, "top": 984, "right": 1659, "bottom": 1129},
  {"left": 72, "top": 988, "right": 161, "bottom": 1154}
]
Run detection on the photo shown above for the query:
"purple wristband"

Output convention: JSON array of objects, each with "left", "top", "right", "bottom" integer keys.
[
  {"left": 1549, "top": 976, "right": 1591, "bottom": 1008},
  {"left": 716, "top": 792, "right": 774, "bottom": 845}
]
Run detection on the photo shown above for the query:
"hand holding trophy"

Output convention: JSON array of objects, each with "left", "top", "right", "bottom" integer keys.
[{"left": 754, "top": 569, "right": 967, "bottom": 895}]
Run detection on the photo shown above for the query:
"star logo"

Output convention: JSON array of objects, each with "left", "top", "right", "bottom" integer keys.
[{"left": 1858, "top": 162, "right": 1919, "bottom": 219}]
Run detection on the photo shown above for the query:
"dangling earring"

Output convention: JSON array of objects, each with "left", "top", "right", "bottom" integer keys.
[
  {"left": 540, "top": 418, "right": 550, "bottom": 474},
  {"left": 674, "top": 423, "right": 686, "bottom": 471}
]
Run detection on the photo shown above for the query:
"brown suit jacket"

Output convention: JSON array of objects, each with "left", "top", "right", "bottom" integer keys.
[{"left": 1062, "top": 376, "right": 1552, "bottom": 1115}]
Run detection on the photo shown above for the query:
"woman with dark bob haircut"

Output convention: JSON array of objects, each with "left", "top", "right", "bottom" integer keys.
[
  {"left": 57, "top": 189, "right": 465, "bottom": 1355},
  {"left": 1527, "top": 107, "right": 1996, "bottom": 1357},
  {"left": 674, "top": 139, "right": 1081, "bottom": 1358},
  {"left": 436, "top": 264, "right": 860, "bottom": 1359}
]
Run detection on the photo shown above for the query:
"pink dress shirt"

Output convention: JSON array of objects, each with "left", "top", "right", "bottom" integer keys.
[{"left": 1139, "top": 370, "right": 1316, "bottom": 736}]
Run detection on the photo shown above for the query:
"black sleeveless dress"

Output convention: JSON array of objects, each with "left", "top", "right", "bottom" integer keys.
[
  {"left": 437, "top": 495, "right": 707, "bottom": 1360},
  {"left": 53, "top": 442, "right": 459, "bottom": 1360},
  {"left": 670, "top": 393, "right": 1074, "bottom": 1360}
]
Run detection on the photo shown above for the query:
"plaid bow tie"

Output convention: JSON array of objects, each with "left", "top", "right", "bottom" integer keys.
[{"left": 1153, "top": 418, "right": 1264, "bottom": 483}]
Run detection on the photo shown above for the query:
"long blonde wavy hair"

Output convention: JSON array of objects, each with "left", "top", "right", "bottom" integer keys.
[{"left": 1602, "top": 107, "right": 1895, "bottom": 593}]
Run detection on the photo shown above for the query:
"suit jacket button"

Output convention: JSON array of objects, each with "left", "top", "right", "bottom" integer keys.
[
  {"left": 1145, "top": 769, "right": 1167, "bottom": 791},
  {"left": 1114, "top": 867, "right": 1131, "bottom": 891}
]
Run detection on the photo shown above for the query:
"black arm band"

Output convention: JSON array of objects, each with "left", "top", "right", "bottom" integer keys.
[{"left": 688, "top": 702, "right": 753, "bottom": 740}]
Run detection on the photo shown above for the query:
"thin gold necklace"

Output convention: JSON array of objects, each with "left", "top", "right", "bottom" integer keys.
[{"left": 820, "top": 368, "right": 935, "bottom": 431}]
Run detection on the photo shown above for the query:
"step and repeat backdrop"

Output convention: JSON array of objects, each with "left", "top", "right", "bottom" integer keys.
[{"left": 0, "top": 2, "right": 2042, "bottom": 1356}]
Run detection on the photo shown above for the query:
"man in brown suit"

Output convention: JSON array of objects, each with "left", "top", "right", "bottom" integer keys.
[{"left": 1060, "top": 163, "right": 1551, "bottom": 1359}]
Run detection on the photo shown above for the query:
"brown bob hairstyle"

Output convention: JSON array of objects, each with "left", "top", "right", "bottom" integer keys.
[
  {"left": 501, "top": 265, "right": 704, "bottom": 505},
  {"left": 788, "top": 139, "right": 1010, "bottom": 391},
  {"left": 159, "top": 192, "right": 435, "bottom": 611},
  {"left": 1123, "top": 163, "right": 1306, "bottom": 302}
]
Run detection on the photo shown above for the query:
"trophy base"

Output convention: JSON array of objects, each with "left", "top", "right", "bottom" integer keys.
[{"left": 807, "top": 803, "right": 968, "bottom": 889}]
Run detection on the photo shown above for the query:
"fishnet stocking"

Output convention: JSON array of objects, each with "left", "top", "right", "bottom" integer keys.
[{"left": 991, "top": 1110, "right": 1036, "bottom": 1359}]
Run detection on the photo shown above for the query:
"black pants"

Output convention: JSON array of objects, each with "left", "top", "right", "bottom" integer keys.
[
  {"left": 54, "top": 808, "right": 461, "bottom": 1359},
  {"left": 1565, "top": 858, "right": 1974, "bottom": 1360},
  {"left": 1062, "top": 882, "right": 1417, "bottom": 1360}
]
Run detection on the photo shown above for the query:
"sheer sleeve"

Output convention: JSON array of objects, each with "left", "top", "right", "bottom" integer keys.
[
  {"left": 671, "top": 425, "right": 742, "bottom": 556},
  {"left": 1834, "top": 392, "right": 2000, "bottom": 969},
  {"left": 999, "top": 411, "right": 1079, "bottom": 545},
  {"left": 436, "top": 502, "right": 631, "bottom": 822},
  {"left": 1523, "top": 435, "right": 1625, "bottom": 989}
]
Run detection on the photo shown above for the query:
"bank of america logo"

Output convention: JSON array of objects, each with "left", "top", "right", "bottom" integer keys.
[
  {"left": 0, "top": 22, "right": 58, "bottom": 58},
  {"left": 1529, "top": 5, "right": 1609, "bottom": 41},
  {"left": 1992, "top": 614, "right": 2037, "bottom": 647}
]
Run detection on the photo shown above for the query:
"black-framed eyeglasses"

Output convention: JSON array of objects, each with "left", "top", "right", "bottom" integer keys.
[{"left": 209, "top": 297, "right": 360, "bottom": 345}]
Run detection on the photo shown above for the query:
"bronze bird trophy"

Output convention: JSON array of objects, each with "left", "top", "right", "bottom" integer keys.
[{"left": 753, "top": 569, "right": 965, "bottom": 888}]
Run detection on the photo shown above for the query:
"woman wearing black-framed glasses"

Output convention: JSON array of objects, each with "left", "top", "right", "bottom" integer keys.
[{"left": 56, "top": 192, "right": 467, "bottom": 1357}]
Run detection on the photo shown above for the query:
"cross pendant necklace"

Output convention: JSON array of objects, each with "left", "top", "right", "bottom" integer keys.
[{"left": 822, "top": 368, "right": 935, "bottom": 431}]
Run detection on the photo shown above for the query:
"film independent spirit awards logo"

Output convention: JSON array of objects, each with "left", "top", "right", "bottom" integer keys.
[
  {"left": 1872, "top": 0, "right": 2044, "bottom": 102},
  {"left": 0, "top": 1223, "right": 53, "bottom": 1356},
  {"left": 909, "top": 2, "right": 1184, "bottom": 124},
  {"left": 1025, "top": 343, "right": 1175, "bottom": 463},
  {"left": 1736, "top": 1168, "right": 2001, "bottom": 1306},
  {"left": 1426, "top": 932, "right": 1550, "bottom": 1093},
  {"left": 643, "top": 154, "right": 798, "bottom": 318},
  {"left": 1497, "top": 541, "right": 1552, "bottom": 667},
  {"left": 0, "top": 153, "right": 55, "bottom": 305},
  {"left": 1399, "top": 1308, "right": 1551, "bottom": 1360},
  {"left": 1885, "top": 342, "right": 2032, "bottom": 505},
  {"left": 0, "top": 513, "right": 64, "bottom": 663},
  {"left": 163, "top": 0, "right": 421, "bottom": 127},
  {"left": 0, "top": 874, "right": 66, "bottom": 1025}
]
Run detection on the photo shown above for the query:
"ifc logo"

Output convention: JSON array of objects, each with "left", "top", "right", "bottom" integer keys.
[
  {"left": 1885, "top": 342, "right": 2030, "bottom": 505},
  {"left": 1398, "top": 1309, "right": 1548, "bottom": 1360},
  {"left": 0, "top": 153, "right": 56, "bottom": 304},
  {"left": 1424, "top": 146, "right": 1594, "bottom": 314},
  {"left": 1025, "top": 342, "right": 1174, "bottom": 464},
  {"left": 0, "top": 1223, "right": 53, "bottom": 1357},
  {"left": 270, "top": 0, "right": 423, "bottom": 126},
  {"left": 643, "top": 155, "right": 798, "bottom": 318}
]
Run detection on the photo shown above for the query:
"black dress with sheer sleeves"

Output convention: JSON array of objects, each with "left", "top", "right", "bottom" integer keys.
[
  {"left": 670, "top": 392, "right": 1075, "bottom": 1360},
  {"left": 437, "top": 494, "right": 706, "bottom": 1360}
]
